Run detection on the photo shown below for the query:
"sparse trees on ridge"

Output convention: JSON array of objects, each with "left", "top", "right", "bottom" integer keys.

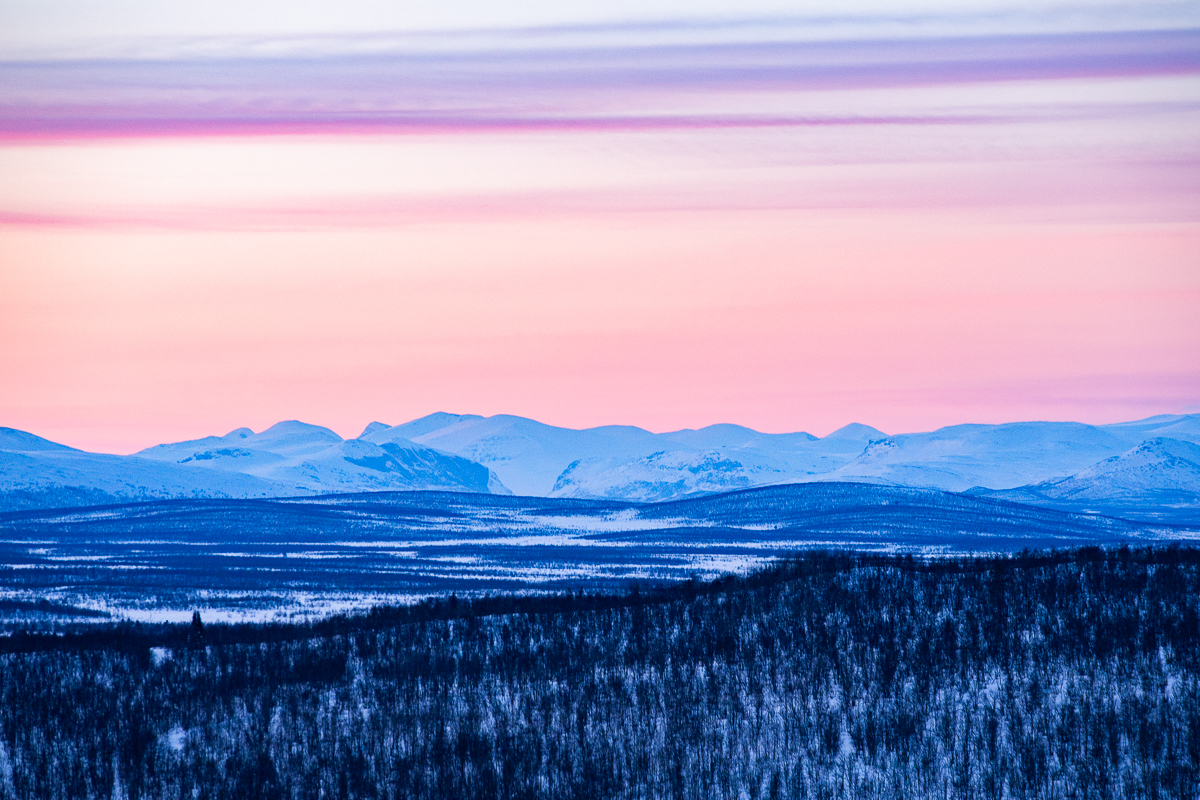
[{"left": 0, "top": 546, "right": 1197, "bottom": 799}]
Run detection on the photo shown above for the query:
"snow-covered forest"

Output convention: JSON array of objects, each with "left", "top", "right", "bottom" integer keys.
[{"left": 1, "top": 546, "right": 1197, "bottom": 799}]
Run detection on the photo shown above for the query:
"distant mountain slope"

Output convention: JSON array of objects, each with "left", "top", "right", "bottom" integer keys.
[
  {"left": 821, "top": 421, "right": 1135, "bottom": 492},
  {"left": 0, "top": 428, "right": 280, "bottom": 512},
  {"left": 656, "top": 423, "right": 819, "bottom": 450},
  {"left": 551, "top": 422, "right": 884, "bottom": 500},
  {"left": 4, "top": 412, "right": 1198, "bottom": 511},
  {"left": 375, "top": 414, "right": 877, "bottom": 498},
  {"left": 819, "top": 422, "right": 888, "bottom": 443},
  {"left": 550, "top": 449, "right": 797, "bottom": 501},
  {"left": 0, "top": 428, "right": 78, "bottom": 453},
  {"left": 1101, "top": 414, "right": 1200, "bottom": 445},
  {"left": 0, "top": 421, "right": 511, "bottom": 513},
  {"left": 979, "top": 437, "right": 1200, "bottom": 522},
  {"left": 373, "top": 412, "right": 484, "bottom": 441},
  {"left": 371, "top": 414, "right": 664, "bottom": 496},
  {"left": 1035, "top": 438, "right": 1200, "bottom": 502},
  {"left": 380, "top": 413, "right": 1200, "bottom": 500},
  {"left": 139, "top": 421, "right": 509, "bottom": 496}
]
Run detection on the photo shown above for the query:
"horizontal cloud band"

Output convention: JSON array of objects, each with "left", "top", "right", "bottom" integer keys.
[{"left": 1, "top": 28, "right": 1196, "bottom": 140}]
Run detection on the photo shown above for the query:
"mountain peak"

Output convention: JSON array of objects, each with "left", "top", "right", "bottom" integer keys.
[
  {"left": 358, "top": 421, "right": 391, "bottom": 438},
  {"left": 824, "top": 423, "right": 888, "bottom": 442},
  {"left": 257, "top": 420, "right": 339, "bottom": 436},
  {"left": 388, "top": 412, "right": 485, "bottom": 440},
  {"left": 981, "top": 435, "right": 1200, "bottom": 513},
  {"left": 247, "top": 421, "right": 343, "bottom": 457},
  {"left": 1076, "top": 437, "right": 1200, "bottom": 479}
]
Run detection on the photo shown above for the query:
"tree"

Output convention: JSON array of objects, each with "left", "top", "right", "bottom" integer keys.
[{"left": 187, "top": 610, "right": 205, "bottom": 649}]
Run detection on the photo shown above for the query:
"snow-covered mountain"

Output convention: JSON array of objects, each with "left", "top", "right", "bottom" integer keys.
[
  {"left": 1100, "top": 414, "right": 1200, "bottom": 446},
  {"left": 3, "top": 412, "right": 1198, "bottom": 512},
  {"left": 364, "top": 414, "right": 882, "bottom": 498},
  {"left": 1032, "top": 437, "right": 1200, "bottom": 502},
  {"left": 549, "top": 449, "right": 792, "bottom": 502},
  {"left": 819, "top": 421, "right": 1134, "bottom": 492},
  {"left": 0, "top": 427, "right": 279, "bottom": 512},
  {"left": 543, "top": 423, "right": 885, "bottom": 501},
  {"left": 372, "top": 413, "right": 1200, "bottom": 501},
  {"left": 369, "top": 414, "right": 665, "bottom": 496},
  {"left": 978, "top": 437, "right": 1200, "bottom": 521},
  {"left": 136, "top": 421, "right": 509, "bottom": 496},
  {"left": 0, "top": 421, "right": 510, "bottom": 513}
]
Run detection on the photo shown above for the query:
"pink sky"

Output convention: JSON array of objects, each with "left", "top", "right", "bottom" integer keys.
[{"left": 1, "top": 9, "right": 1198, "bottom": 453}]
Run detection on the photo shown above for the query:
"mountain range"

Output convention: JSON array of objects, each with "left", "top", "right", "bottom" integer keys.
[{"left": 2, "top": 412, "right": 1199, "bottom": 521}]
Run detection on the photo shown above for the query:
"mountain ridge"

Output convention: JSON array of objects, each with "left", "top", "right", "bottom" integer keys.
[
  {"left": 975, "top": 436, "right": 1200, "bottom": 523},
  {"left": 3, "top": 412, "right": 1198, "bottom": 514}
]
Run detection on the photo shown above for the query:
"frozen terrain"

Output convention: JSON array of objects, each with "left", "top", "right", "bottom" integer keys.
[
  {"left": 2, "top": 412, "right": 1198, "bottom": 514},
  {"left": 137, "top": 420, "right": 508, "bottom": 496},
  {"left": 0, "top": 482, "right": 1187, "bottom": 623},
  {"left": 0, "top": 421, "right": 509, "bottom": 512},
  {"left": 0, "top": 428, "right": 279, "bottom": 511},
  {"left": 978, "top": 437, "right": 1200, "bottom": 523}
]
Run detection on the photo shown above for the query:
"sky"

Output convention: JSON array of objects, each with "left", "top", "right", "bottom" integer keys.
[{"left": 0, "top": 0, "right": 1198, "bottom": 453}]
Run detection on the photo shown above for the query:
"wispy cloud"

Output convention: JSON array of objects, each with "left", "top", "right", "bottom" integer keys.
[{"left": 1, "top": 27, "right": 1196, "bottom": 140}]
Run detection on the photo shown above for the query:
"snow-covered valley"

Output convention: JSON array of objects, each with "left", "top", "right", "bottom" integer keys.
[{"left": 1, "top": 482, "right": 1190, "bottom": 623}]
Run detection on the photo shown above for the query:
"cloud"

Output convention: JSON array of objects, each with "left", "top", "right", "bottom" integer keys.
[{"left": 1, "top": 27, "right": 1195, "bottom": 141}]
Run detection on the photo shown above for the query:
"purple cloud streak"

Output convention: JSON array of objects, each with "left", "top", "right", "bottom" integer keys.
[{"left": 1, "top": 28, "right": 1196, "bottom": 140}]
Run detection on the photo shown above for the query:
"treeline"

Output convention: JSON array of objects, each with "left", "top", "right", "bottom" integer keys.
[{"left": 0, "top": 545, "right": 1197, "bottom": 799}]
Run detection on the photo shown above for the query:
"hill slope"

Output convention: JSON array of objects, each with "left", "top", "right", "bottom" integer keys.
[
  {"left": 3, "top": 412, "right": 1199, "bottom": 510},
  {"left": 2, "top": 548, "right": 1197, "bottom": 800},
  {"left": 980, "top": 437, "right": 1200, "bottom": 522},
  {"left": 138, "top": 420, "right": 509, "bottom": 496},
  {"left": 0, "top": 427, "right": 280, "bottom": 512}
]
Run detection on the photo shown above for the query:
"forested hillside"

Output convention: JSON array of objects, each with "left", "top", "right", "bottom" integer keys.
[{"left": 1, "top": 546, "right": 1197, "bottom": 799}]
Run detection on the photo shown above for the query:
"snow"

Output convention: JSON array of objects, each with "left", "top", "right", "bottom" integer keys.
[
  {"left": 3, "top": 412, "right": 1198, "bottom": 509},
  {"left": 55, "top": 419, "right": 513, "bottom": 502},
  {"left": 981, "top": 436, "right": 1200, "bottom": 519},
  {"left": 0, "top": 428, "right": 79, "bottom": 453},
  {"left": 528, "top": 511, "right": 695, "bottom": 532},
  {"left": 0, "top": 445, "right": 281, "bottom": 508},
  {"left": 822, "top": 423, "right": 888, "bottom": 442},
  {"left": 821, "top": 421, "right": 1136, "bottom": 492},
  {"left": 165, "top": 727, "right": 186, "bottom": 753}
]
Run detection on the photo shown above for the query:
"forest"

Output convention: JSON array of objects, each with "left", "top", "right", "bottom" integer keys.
[{"left": 0, "top": 545, "right": 1197, "bottom": 799}]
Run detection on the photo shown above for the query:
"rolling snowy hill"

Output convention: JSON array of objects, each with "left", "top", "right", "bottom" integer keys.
[
  {"left": 137, "top": 421, "right": 509, "bottom": 496},
  {"left": 370, "top": 412, "right": 1200, "bottom": 501},
  {"left": 371, "top": 415, "right": 880, "bottom": 499},
  {"left": 0, "top": 427, "right": 279, "bottom": 512},
  {"left": 978, "top": 437, "right": 1200, "bottom": 522},
  {"left": 368, "top": 414, "right": 665, "bottom": 496},
  {"left": 0, "top": 422, "right": 509, "bottom": 512},
  {"left": 820, "top": 421, "right": 1134, "bottom": 491},
  {"left": 2, "top": 412, "right": 1198, "bottom": 512}
]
